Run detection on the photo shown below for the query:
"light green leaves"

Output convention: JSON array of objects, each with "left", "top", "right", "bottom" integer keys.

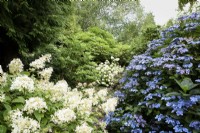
[
  {"left": 12, "top": 97, "right": 25, "bottom": 104},
  {"left": 175, "top": 78, "right": 199, "bottom": 93},
  {"left": 0, "top": 125, "right": 7, "bottom": 133},
  {"left": 34, "top": 111, "right": 44, "bottom": 122}
]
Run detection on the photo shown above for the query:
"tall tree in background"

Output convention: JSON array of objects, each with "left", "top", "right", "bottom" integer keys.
[
  {"left": 74, "top": 1, "right": 157, "bottom": 43},
  {"left": 0, "top": 0, "right": 71, "bottom": 68},
  {"left": 178, "top": 0, "right": 198, "bottom": 10}
]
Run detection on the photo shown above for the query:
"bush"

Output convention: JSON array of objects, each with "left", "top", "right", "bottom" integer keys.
[
  {"left": 95, "top": 57, "right": 124, "bottom": 87},
  {"left": 0, "top": 54, "right": 118, "bottom": 133},
  {"left": 106, "top": 12, "right": 200, "bottom": 132}
]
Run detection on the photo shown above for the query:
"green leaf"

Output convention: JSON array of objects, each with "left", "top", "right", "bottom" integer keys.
[
  {"left": 13, "top": 104, "right": 24, "bottom": 110},
  {"left": 166, "top": 92, "right": 181, "bottom": 96},
  {"left": 3, "top": 103, "right": 11, "bottom": 111},
  {"left": 189, "top": 88, "right": 200, "bottom": 95},
  {"left": 2, "top": 110, "right": 9, "bottom": 121},
  {"left": 0, "top": 125, "right": 7, "bottom": 133},
  {"left": 34, "top": 111, "right": 44, "bottom": 122},
  {"left": 12, "top": 97, "right": 25, "bottom": 104},
  {"left": 41, "top": 118, "right": 48, "bottom": 127},
  {"left": 21, "top": 71, "right": 30, "bottom": 76},
  {"left": 175, "top": 78, "right": 198, "bottom": 93},
  {"left": 4, "top": 96, "right": 11, "bottom": 102}
]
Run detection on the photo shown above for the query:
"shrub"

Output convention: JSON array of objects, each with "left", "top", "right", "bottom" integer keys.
[
  {"left": 95, "top": 57, "right": 124, "bottom": 87},
  {"left": 106, "top": 12, "right": 200, "bottom": 132},
  {"left": 0, "top": 54, "right": 118, "bottom": 133}
]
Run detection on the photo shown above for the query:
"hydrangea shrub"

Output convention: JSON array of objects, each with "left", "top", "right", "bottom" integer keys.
[
  {"left": 106, "top": 12, "right": 200, "bottom": 132},
  {"left": 0, "top": 55, "right": 118, "bottom": 133},
  {"left": 96, "top": 56, "right": 124, "bottom": 87},
  {"left": 76, "top": 56, "right": 124, "bottom": 88}
]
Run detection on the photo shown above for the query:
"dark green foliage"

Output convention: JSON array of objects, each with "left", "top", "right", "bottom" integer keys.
[
  {"left": 0, "top": 0, "right": 71, "bottom": 67},
  {"left": 0, "top": 0, "right": 159, "bottom": 86},
  {"left": 178, "top": 0, "right": 198, "bottom": 10}
]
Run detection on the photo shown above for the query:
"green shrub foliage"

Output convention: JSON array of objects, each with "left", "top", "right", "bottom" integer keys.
[{"left": 106, "top": 12, "right": 200, "bottom": 132}]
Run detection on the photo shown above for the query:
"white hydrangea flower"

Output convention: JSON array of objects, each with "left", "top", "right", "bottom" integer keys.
[
  {"left": 29, "top": 54, "right": 51, "bottom": 70},
  {"left": 75, "top": 122, "right": 93, "bottom": 133},
  {"left": 51, "top": 108, "right": 76, "bottom": 125},
  {"left": 78, "top": 98, "right": 93, "bottom": 116},
  {"left": 83, "top": 88, "right": 95, "bottom": 98},
  {"left": 63, "top": 91, "right": 82, "bottom": 109},
  {"left": 97, "top": 89, "right": 108, "bottom": 101},
  {"left": 0, "top": 92, "right": 5, "bottom": 102},
  {"left": 10, "top": 75, "right": 34, "bottom": 92},
  {"left": 0, "top": 65, "right": 3, "bottom": 74},
  {"left": 38, "top": 67, "right": 53, "bottom": 80},
  {"left": 0, "top": 65, "right": 7, "bottom": 85},
  {"left": 96, "top": 58, "right": 123, "bottom": 86},
  {"left": 11, "top": 117, "right": 40, "bottom": 133},
  {"left": 9, "top": 109, "right": 23, "bottom": 121},
  {"left": 36, "top": 80, "right": 54, "bottom": 91},
  {"left": 99, "top": 121, "right": 107, "bottom": 131},
  {"left": 49, "top": 80, "right": 71, "bottom": 102},
  {"left": 8, "top": 58, "right": 23, "bottom": 74},
  {"left": 23, "top": 97, "right": 47, "bottom": 114},
  {"left": 101, "top": 97, "right": 118, "bottom": 114},
  {"left": 54, "top": 80, "right": 70, "bottom": 92},
  {"left": 9, "top": 109, "right": 40, "bottom": 133}
]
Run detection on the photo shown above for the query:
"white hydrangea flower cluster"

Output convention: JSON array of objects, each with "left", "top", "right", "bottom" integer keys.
[
  {"left": 96, "top": 88, "right": 108, "bottom": 101},
  {"left": 96, "top": 57, "right": 123, "bottom": 86},
  {"left": 78, "top": 98, "right": 93, "bottom": 116},
  {"left": 29, "top": 54, "right": 51, "bottom": 70},
  {"left": 10, "top": 75, "right": 34, "bottom": 92},
  {"left": 0, "top": 65, "right": 3, "bottom": 74},
  {"left": 0, "top": 92, "right": 5, "bottom": 102},
  {"left": 0, "top": 65, "right": 7, "bottom": 85},
  {"left": 101, "top": 97, "right": 118, "bottom": 114},
  {"left": 8, "top": 58, "right": 23, "bottom": 74},
  {"left": 51, "top": 108, "right": 76, "bottom": 125},
  {"left": 99, "top": 121, "right": 108, "bottom": 132},
  {"left": 49, "top": 80, "right": 70, "bottom": 102},
  {"left": 38, "top": 67, "right": 53, "bottom": 80},
  {"left": 0, "top": 55, "right": 119, "bottom": 132},
  {"left": 75, "top": 122, "right": 93, "bottom": 133},
  {"left": 83, "top": 88, "right": 95, "bottom": 98},
  {"left": 10, "top": 110, "right": 40, "bottom": 133},
  {"left": 63, "top": 91, "right": 82, "bottom": 109},
  {"left": 23, "top": 97, "right": 47, "bottom": 114},
  {"left": 36, "top": 80, "right": 54, "bottom": 91},
  {"left": 76, "top": 82, "right": 96, "bottom": 89},
  {"left": 84, "top": 88, "right": 108, "bottom": 106}
]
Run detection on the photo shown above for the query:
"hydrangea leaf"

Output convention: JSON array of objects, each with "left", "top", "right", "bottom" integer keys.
[
  {"left": 3, "top": 104, "right": 11, "bottom": 111},
  {"left": 4, "top": 96, "right": 11, "bottom": 102},
  {"left": 0, "top": 125, "right": 7, "bottom": 133},
  {"left": 175, "top": 78, "right": 198, "bottom": 93},
  {"left": 166, "top": 92, "right": 181, "bottom": 96},
  {"left": 13, "top": 104, "right": 24, "bottom": 110},
  {"left": 189, "top": 88, "right": 200, "bottom": 95},
  {"left": 12, "top": 96, "right": 25, "bottom": 104},
  {"left": 41, "top": 118, "right": 48, "bottom": 128},
  {"left": 34, "top": 111, "right": 44, "bottom": 122},
  {"left": 21, "top": 71, "right": 30, "bottom": 76}
]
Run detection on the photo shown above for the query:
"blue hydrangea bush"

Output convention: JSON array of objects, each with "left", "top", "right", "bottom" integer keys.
[{"left": 106, "top": 12, "right": 200, "bottom": 133}]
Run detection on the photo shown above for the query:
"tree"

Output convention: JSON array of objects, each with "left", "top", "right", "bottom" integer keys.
[
  {"left": 0, "top": 0, "right": 71, "bottom": 68},
  {"left": 178, "top": 0, "right": 198, "bottom": 10}
]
